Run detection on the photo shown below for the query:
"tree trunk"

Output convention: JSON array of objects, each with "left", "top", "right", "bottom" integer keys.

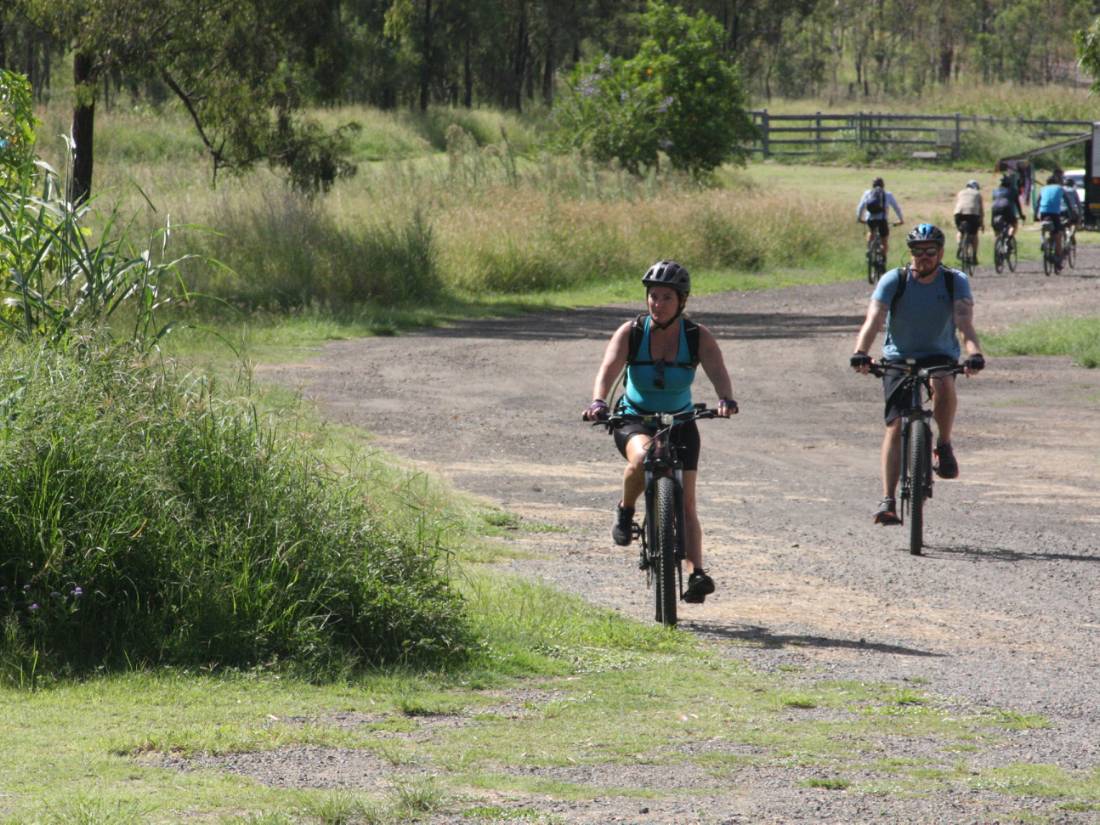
[
  {"left": 419, "top": 0, "right": 433, "bottom": 112},
  {"left": 512, "top": 2, "right": 529, "bottom": 111},
  {"left": 463, "top": 31, "right": 473, "bottom": 108},
  {"left": 70, "top": 51, "right": 96, "bottom": 205},
  {"left": 542, "top": 35, "right": 555, "bottom": 105}
]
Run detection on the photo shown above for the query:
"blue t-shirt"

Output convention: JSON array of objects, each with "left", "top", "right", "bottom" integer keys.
[
  {"left": 872, "top": 266, "right": 973, "bottom": 361},
  {"left": 621, "top": 316, "right": 696, "bottom": 414},
  {"left": 1038, "top": 184, "right": 1065, "bottom": 216}
]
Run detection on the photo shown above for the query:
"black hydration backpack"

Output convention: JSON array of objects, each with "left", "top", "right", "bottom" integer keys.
[
  {"left": 626, "top": 313, "right": 701, "bottom": 367},
  {"left": 890, "top": 265, "right": 955, "bottom": 316},
  {"left": 868, "top": 185, "right": 886, "bottom": 215}
]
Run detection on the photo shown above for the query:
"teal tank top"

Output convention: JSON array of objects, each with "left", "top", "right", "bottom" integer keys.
[{"left": 621, "top": 316, "right": 696, "bottom": 414}]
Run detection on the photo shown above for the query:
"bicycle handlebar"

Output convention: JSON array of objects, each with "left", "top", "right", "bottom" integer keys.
[
  {"left": 867, "top": 360, "right": 964, "bottom": 379},
  {"left": 588, "top": 404, "right": 721, "bottom": 430}
]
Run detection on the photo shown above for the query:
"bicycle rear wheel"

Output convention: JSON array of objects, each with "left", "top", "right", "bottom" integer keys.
[
  {"left": 993, "top": 236, "right": 1004, "bottom": 273},
  {"left": 1067, "top": 235, "right": 1077, "bottom": 269},
  {"left": 653, "top": 476, "right": 678, "bottom": 626},
  {"left": 1007, "top": 236, "right": 1018, "bottom": 272},
  {"left": 1042, "top": 235, "right": 1053, "bottom": 276},
  {"left": 908, "top": 420, "right": 930, "bottom": 556}
]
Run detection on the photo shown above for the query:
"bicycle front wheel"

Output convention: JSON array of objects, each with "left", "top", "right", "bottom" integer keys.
[
  {"left": 908, "top": 421, "right": 931, "bottom": 556},
  {"left": 653, "top": 476, "right": 678, "bottom": 626}
]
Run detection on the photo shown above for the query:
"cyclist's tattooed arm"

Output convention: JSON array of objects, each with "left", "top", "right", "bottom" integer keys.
[{"left": 953, "top": 298, "right": 983, "bottom": 360}]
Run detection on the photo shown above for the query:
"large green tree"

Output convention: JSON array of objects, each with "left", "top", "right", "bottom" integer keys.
[{"left": 13, "top": 0, "right": 358, "bottom": 202}]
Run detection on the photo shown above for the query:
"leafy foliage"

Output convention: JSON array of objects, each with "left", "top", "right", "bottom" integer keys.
[
  {"left": 0, "top": 343, "right": 471, "bottom": 683},
  {"left": 0, "top": 69, "right": 36, "bottom": 189},
  {"left": 555, "top": 1, "right": 754, "bottom": 177}
]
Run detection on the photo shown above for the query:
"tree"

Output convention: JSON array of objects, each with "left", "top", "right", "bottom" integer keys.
[
  {"left": 0, "top": 69, "right": 37, "bottom": 190},
  {"left": 555, "top": 1, "right": 755, "bottom": 178},
  {"left": 13, "top": 0, "right": 359, "bottom": 202}
]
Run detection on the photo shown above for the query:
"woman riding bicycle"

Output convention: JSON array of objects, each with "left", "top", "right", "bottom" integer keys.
[{"left": 582, "top": 261, "right": 736, "bottom": 603}]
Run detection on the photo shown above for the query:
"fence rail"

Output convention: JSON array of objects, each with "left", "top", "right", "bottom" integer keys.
[{"left": 749, "top": 110, "right": 1094, "bottom": 159}]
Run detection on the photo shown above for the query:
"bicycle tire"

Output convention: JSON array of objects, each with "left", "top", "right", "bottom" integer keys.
[
  {"left": 1007, "top": 236, "right": 1018, "bottom": 272},
  {"left": 1067, "top": 236, "right": 1077, "bottom": 269},
  {"left": 908, "top": 420, "right": 930, "bottom": 556},
  {"left": 653, "top": 475, "right": 678, "bottom": 626},
  {"left": 1042, "top": 235, "right": 1053, "bottom": 276},
  {"left": 993, "top": 237, "right": 1004, "bottom": 273}
]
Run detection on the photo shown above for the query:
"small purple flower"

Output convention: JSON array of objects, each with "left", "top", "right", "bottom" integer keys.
[
  {"left": 579, "top": 75, "right": 598, "bottom": 98},
  {"left": 656, "top": 96, "right": 675, "bottom": 114},
  {"left": 71, "top": 586, "right": 83, "bottom": 598},
  {"left": 28, "top": 603, "right": 39, "bottom": 613},
  {"left": 620, "top": 90, "right": 629, "bottom": 103}
]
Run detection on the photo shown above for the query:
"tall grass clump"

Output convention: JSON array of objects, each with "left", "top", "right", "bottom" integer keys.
[
  {"left": 184, "top": 193, "right": 442, "bottom": 311},
  {"left": 986, "top": 317, "right": 1100, "bottom": 368},
  {"left": 0, "top": 342, "right": 470, "bottom": 684}
]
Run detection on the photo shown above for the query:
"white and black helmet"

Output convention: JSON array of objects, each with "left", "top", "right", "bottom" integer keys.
[{"left": 641, "top": 260, "right": 690, "bottom": 296}]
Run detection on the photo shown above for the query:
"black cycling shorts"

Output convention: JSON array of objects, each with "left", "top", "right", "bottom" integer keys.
[
  {"left": 954, "top": 214, "right": 981, "bottom": 235},
  {"left": 991, "top": 210, "right": 1016, "bottom": 231},
  {"left": 866, "top": 218, "right": 890, "bottom": 238},
  {"left": 1040, "top": 213, "right": 1063, "bottom": 232},
  {"left": 614, "top": 418, "right": 701, "bottom": 471},
  {"left": 882, "top": 355, "right": 956, "bottom": 425}
]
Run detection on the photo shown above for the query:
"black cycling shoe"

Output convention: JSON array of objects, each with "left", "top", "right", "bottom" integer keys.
[
  {"left": 933, "top": 442, "right": 959, "bottom": 479},
  {"left": 873, "top": 497, "right": 901, "bottom": 526},
  {"left": 611, "top": 503, "right": 635, "bottom": 546},
  {"left": 682, "top": 569, "right": 715, "bottom": 603}
]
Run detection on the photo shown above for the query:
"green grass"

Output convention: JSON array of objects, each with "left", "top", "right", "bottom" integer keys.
[{"left": 985, "top": 316, "right": 1100, "bottom": 367}]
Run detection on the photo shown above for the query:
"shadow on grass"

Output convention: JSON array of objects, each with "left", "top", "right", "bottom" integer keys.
[{"left": 685, "top": 622, "right": 945, "bottom": 657}]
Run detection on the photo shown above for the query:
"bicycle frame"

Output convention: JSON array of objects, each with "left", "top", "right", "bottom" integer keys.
[{"left": 595, "top": 405, "right": 717, "bottom": 621}]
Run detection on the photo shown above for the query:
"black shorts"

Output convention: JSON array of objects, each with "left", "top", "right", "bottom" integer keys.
[
  {"left": 614, "top": 419, "right": 701, "bottom": 471},
  {"left": 866, "top": 218, "right": 889, "bottom": 238},
  {"left": 954, "top": 214, "right": 980, "bottom": 235},
  {"left": 882, "top": 356, "right": 956, "bottom": 425},
  {"left": 991, "top": 211, "right": 1016, "bottom": 231},
  {"left": 1040, "top": 213, "right": 1063, "bottom": 232}
]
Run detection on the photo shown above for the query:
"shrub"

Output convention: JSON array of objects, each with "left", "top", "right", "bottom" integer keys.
[
  {"left": 0, "top": 69, "right": 37, "bottom": 189},
  {"left": 554, "top": 1, "right": 755, "bottom": 178},
  {"left": 0, "top": 343, "right": 470, "bottom": 683}
]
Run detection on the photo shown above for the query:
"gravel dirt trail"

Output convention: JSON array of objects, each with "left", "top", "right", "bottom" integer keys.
[{"left": 256, "top": 246, "right": 1100, "bottom": 822}]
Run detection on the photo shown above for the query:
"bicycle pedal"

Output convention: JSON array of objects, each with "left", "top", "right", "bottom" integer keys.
[
  {"left": 637, "top": 552, "right": 650, "bottom": 570},
  {"left": 630, "top": 522, "right": 642, "bottom": 539}
]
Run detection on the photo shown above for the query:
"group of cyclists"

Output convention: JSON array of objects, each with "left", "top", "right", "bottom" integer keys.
[
  {"left": 581, "top": 216, "right": 985, "bottom": 603},
  {"left": 579, "top": 158, "right": 1089, "bottom": 606}
]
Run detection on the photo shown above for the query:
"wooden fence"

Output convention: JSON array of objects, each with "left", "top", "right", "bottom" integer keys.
[{"left": 749, "top": 110, "right": 1093, "bottom": 160}]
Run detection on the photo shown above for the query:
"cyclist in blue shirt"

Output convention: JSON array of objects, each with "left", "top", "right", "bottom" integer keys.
[
  {"left": 1037, "top": 174, "right": 1067, "bottom": 270},
  {"left": 849, "top": 224, "right": 985, "bottom": 525},
  {"left": 583, "top": 261, "right": 736, "bottom": 603}
]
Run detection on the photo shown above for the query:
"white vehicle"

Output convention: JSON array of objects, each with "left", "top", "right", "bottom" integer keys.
[{"left": 1063, "top": 168, "right": 1085, "bottom": 199}]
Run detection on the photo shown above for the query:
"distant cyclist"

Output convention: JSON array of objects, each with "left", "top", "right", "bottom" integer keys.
[
  {"left": 952, "top": 180, "right": 984, "bottom": 264},
  {"left": 1037, "top": 174, "right": 1067, "bottom": 271},
  {"left": 990, "top": 174, "right": 1024, "bottom": 240},
  {"left": 856, "top": 177, "right": 904, "bottom": 261},
  {"left": 1062, "top": 177, "right": 1083, "bottom": 233}
]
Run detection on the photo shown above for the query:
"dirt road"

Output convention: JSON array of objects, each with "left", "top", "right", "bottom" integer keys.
[{"left": 261, "top": 248, "right": 1100, "bottom": 821}]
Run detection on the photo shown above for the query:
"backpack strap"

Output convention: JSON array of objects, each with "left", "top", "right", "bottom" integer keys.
[
  {"left": 626, "top": 314, "right": 701, "bottom": 367},
  {"left": 889, "top": 265, "right": 955, "bottom": 316}
]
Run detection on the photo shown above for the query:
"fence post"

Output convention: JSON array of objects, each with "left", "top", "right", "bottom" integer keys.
[
  {"left": 761, "top": 109, "right": 770, "bottom": 159},
  {"left": 815, "top": 111, "right": 822, "bottom": 154},
  {"left": 857, "top": 111, "right": 863, "bottom": 149},
  {"left": 954, "top": 113, "right": 961, "bottom": 159}
]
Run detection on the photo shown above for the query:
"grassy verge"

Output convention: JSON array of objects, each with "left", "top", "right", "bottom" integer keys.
[{"left": 985, "top": 316, "right": 1100, "bottom": 368}]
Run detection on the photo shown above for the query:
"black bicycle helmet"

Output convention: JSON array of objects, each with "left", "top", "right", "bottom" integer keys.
[
  {"left": 642, "top": 260, "right": 691, "bottom": 296},
  {"left": 906, "top": 223, "right": 945, "bottom": 248}
]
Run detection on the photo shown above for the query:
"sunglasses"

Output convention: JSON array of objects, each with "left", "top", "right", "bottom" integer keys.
[{"left": 910, "top": 246, "right": 940, "bottom": 258}]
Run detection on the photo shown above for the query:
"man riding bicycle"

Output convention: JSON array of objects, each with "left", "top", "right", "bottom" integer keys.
[
  {"left": 856, "top": 177, "right": 904, "bottom": 261},
  {"left": 991, "top": 174, "right": 1024, "bottom": 239},
  {"left": 1037, "top": 174, "right": 1067, "bottom": 271},
  {"left": 849, "top": 224, "right": 985, "bottom": 525},
  {"left": 582, "top": 261, "right": 736, "bottom": 603},
  {"left": 952, "top": 180, "right": 984, "bottom": 265},
  {"left": 1062, "top": 176, "right": 1083, "bottom": 239}
]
